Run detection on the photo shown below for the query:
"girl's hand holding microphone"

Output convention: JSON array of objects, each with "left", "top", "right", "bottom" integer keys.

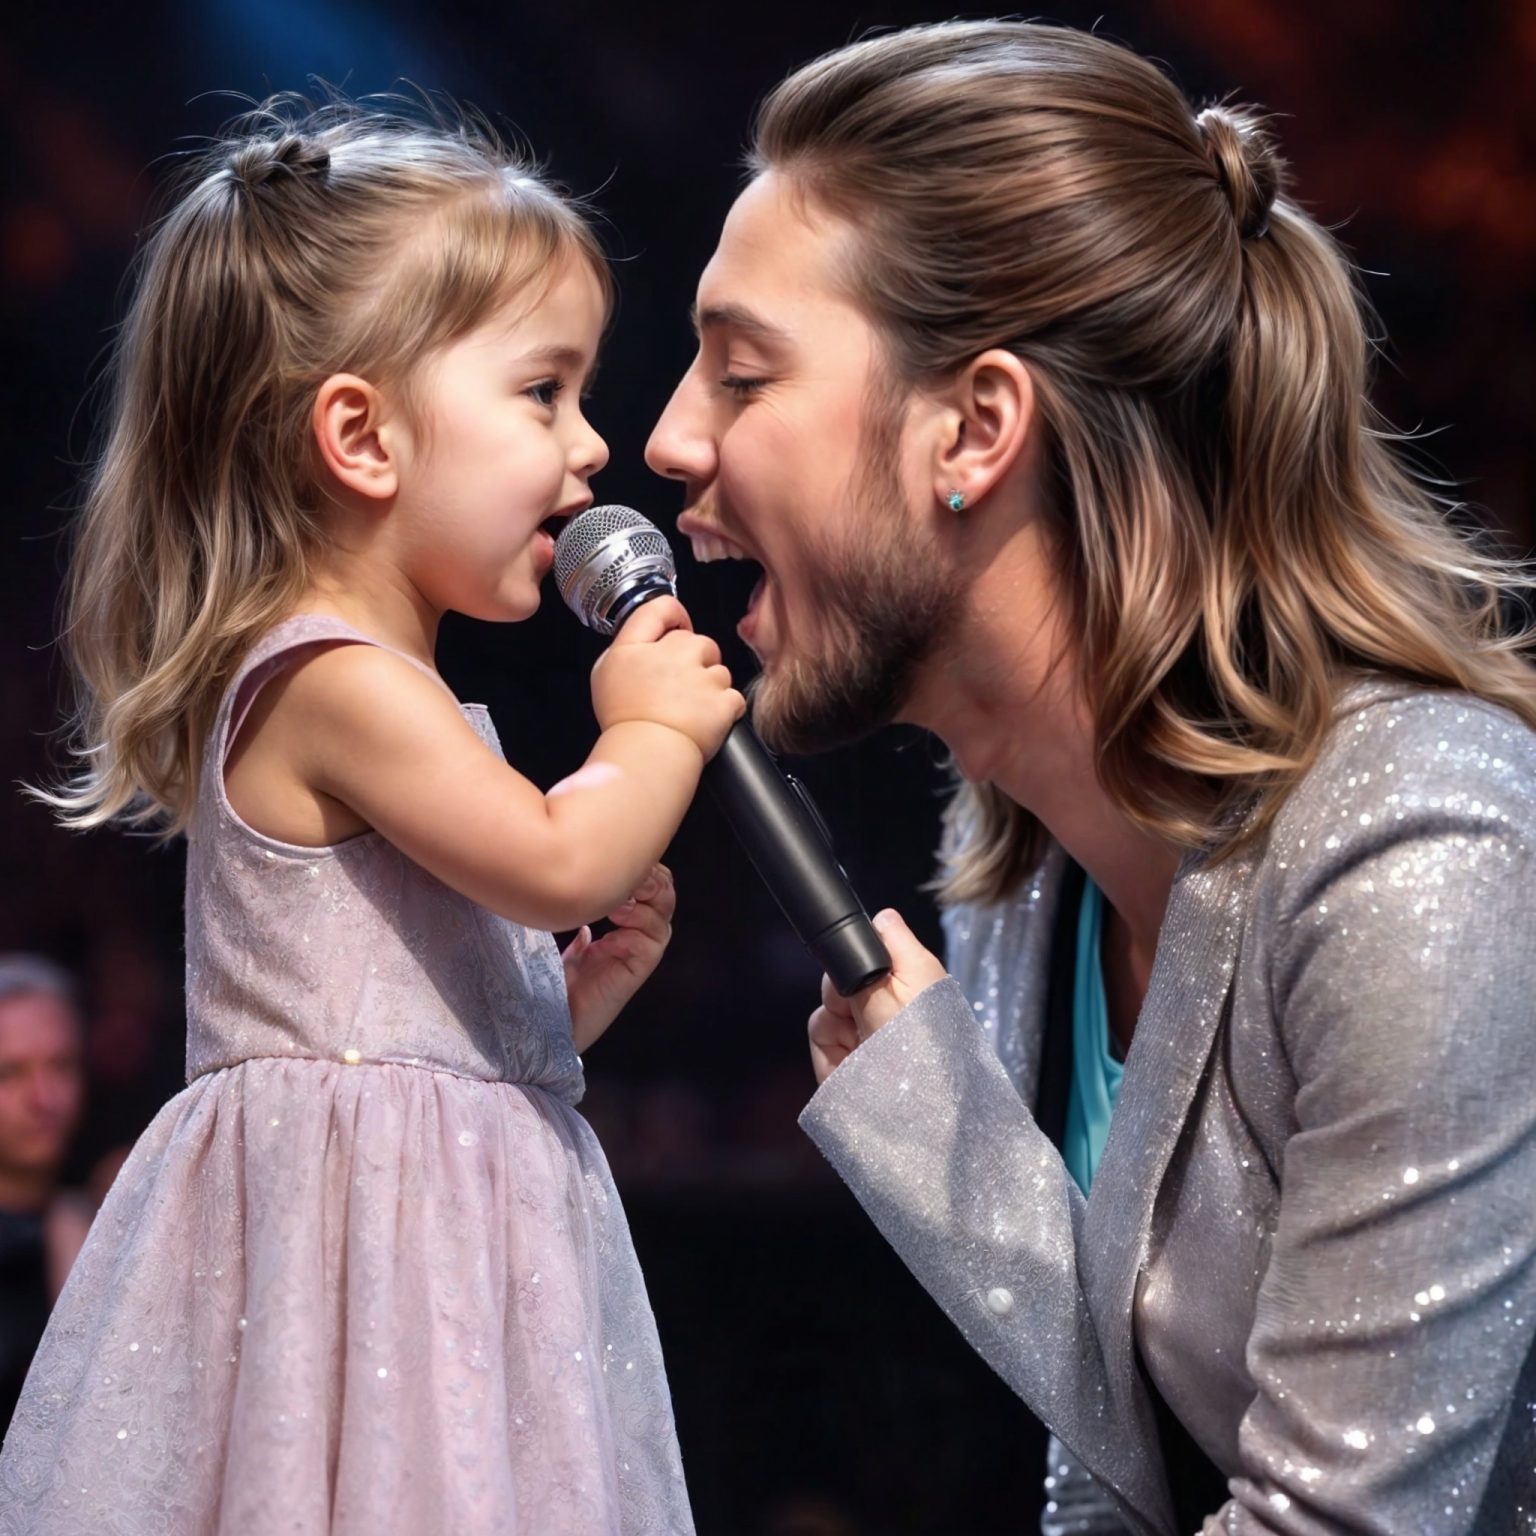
[
  {"left": 590, "top": 595, "right": 744, "bottom": 762},
  {"left": 558, "top": 595, "right": 743, "bottom": 1050}
]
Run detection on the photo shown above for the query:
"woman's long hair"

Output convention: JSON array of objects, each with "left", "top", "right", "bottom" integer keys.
[
  {"left": 751, "top": 22, "right": 1535, "bottom": 904},
  {"left": 38, "top": 93, "right": 611, "bottom": 837}
]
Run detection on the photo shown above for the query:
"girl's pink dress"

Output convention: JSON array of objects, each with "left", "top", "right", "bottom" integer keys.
[{"left": 0, "top": 616, "right": 695, "bottom": 1534}]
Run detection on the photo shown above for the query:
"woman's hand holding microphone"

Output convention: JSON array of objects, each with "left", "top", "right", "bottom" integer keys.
[{"left": 807, "top": 909, "right": 948, "bottom": 1086}]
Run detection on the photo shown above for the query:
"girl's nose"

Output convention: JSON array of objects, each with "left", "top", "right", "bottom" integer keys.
[{"left": 574, "top": 416, "right": 609, "bottom": 480}]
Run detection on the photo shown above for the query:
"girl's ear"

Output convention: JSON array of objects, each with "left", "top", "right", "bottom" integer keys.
[
  {"left": 312, "top": 374, "right": 400, "bottom": 502},
  {"left": 928, "top": 349, "right": 1037, "bottom": 516}
]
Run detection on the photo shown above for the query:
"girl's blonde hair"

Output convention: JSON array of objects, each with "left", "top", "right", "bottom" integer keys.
[
  {"left": 40, "top": 93, "right": 611, "bottom": 836},
  {"left": 751, "top": 21, "right": 1536, "bottom": 904}
]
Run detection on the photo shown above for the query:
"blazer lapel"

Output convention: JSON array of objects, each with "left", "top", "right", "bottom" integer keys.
[{"left": 1078, "top": 845, "right": 1259, "bottom": 1526}]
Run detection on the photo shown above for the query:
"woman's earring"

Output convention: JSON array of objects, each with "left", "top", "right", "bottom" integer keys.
[{"left": 946, "top": 488, "right": 967, "bottom": 512}]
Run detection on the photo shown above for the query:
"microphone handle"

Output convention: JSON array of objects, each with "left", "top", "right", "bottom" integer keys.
[{"left": 704, "top": 719, "right": 891, "bottom": 996}]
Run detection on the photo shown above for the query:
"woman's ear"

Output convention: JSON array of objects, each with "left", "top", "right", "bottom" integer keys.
[
  {"left": 931, "top": 349, "right": 1036, "bottom": 514},
  {"left": 312, "top": 374, "right": 400, "bottom": 503}
]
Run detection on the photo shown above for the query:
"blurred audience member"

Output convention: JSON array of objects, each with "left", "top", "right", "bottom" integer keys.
[{"left": 0, "top": 955, "right": 89, "bottom": 1434}]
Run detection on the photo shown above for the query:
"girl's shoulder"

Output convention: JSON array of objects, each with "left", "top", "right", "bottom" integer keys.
[
  {"left": 221, "top": 613, "right": 455, "bottom": 738},
  {"left": 210, "top": 613, "right": 471, "bottom": 849},
  {"left": 231, "top": 612, "right": 438, "bottom": 690}
]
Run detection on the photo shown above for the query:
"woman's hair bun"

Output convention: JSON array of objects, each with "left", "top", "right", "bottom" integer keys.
[
  {"left": 1194, "top": 105, "right": 1280, "bottom": 240},
  {"left": 225, "top": 132, "right": 331, "bottom": 193}
]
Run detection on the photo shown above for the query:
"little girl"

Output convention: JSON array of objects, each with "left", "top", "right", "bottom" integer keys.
[{"left": 0, "top": 98, "right": 741, "bottom": 1534}]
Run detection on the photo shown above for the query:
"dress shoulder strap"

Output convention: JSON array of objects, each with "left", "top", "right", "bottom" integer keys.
[{"left": 212, "top": 614, "right": 453, "bottom": 771}]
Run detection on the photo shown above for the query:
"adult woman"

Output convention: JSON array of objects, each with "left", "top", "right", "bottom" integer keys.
[{"left": 646, "top": 20, "right": 1536, "bottom": 1533}]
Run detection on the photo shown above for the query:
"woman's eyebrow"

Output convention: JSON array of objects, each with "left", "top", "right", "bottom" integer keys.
[{"left": 689, "top": 302, "right": 791, "bottom": 344}]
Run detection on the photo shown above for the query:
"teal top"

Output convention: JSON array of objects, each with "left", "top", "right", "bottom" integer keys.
[{"left": 1062, "top": 876, "right": 1124, "bottom": 1195}]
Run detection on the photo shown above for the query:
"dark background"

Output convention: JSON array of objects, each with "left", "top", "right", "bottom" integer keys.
[{"left": 2, "top": 3, "right": 1532, "bottom": 1531}]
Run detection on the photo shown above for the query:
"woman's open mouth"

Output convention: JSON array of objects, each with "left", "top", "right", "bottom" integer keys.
[
  {"left": 685, "top": 528, "right": 772, "bottom": 654},
  {"left": 738, "top": 567, "right": 771, "bottom": 652}
]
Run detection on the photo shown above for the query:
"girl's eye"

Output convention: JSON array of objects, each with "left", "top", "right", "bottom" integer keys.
[
  {"left": 718, "top": 375, "right": 768, "bottom": 400},
  {"left": 526, "top": 378, "right": 565, "bottom": 408}
]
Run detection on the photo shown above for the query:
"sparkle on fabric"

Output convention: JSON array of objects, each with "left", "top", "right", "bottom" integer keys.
[
  {"left": 0, "top": 616, "right": 695, "bottom": 1533},
  {"left": 802, "top": 686, "right": 1536, "bottom": 1533}
]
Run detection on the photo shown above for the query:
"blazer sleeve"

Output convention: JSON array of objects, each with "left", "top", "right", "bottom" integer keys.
[
  {"left": 1205, "top": 698, "right": 1536, "bottom": 1532},
  {"left": 797, "top": 976, "right": 1165, "bottom": 1530}
]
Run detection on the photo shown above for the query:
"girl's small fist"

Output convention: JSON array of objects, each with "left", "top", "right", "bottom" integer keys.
[
  {"left": 564, "top": 863, "right": 678, "bottom": 1053},
  {"left": 591, "top": 617, "right": 744, "bottom": 756}
]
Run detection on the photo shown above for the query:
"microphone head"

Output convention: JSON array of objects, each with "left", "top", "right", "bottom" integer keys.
[{"left": 554, "top": 505, "right": 677, "bottom": 635}]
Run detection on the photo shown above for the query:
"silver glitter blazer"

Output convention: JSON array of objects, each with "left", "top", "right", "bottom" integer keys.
[{"left": 800, "top": 687, "right": 1536, "bottom": 1533}]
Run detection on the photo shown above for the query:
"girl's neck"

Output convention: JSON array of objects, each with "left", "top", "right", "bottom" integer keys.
[{"left": 297, "top": 561, "right": 442, "bottom": 669}]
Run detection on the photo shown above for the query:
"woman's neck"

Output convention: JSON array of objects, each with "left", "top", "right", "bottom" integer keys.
[{"left": 904, "top": 571, "right": 1182, "bottom": 1034}]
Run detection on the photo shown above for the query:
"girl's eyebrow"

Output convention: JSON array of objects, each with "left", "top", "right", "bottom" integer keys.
[
  {"left": 518, "top": 344, "right": 589, "bottom": 371},
  {"left": 518, "top": 343, "right": 600, "bottom": 391}
]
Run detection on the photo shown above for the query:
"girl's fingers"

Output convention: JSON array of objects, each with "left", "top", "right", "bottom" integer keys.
[
  {"left": 611, "top": 596, "right": 693, "bottom": 644},
  {"left": 640, "top": 863, "right": 676, "bottom": 921},
  {"left": 607, "top": 896, "right": 671, "bottom": 944},
  {"left": 614, "top": 865, "right": 675, "bottom": 924}
]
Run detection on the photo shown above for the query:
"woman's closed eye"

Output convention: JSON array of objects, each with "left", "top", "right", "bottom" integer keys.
[{"left": 717, "top": 374, "right": 769, "bottom": 400}]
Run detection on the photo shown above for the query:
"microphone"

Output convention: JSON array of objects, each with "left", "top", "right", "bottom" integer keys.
[{"left": 554, "top": 506, "right": 891, "bottom": 997}]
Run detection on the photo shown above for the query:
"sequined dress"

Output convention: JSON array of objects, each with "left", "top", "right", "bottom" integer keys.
[{"left": 0, "top": 616, "right": 695, "bottom": 1535}]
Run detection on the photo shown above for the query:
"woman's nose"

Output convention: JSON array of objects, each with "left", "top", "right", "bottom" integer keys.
[{"left": 645, "top": 374, "right": 715, "bottom": 486}]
